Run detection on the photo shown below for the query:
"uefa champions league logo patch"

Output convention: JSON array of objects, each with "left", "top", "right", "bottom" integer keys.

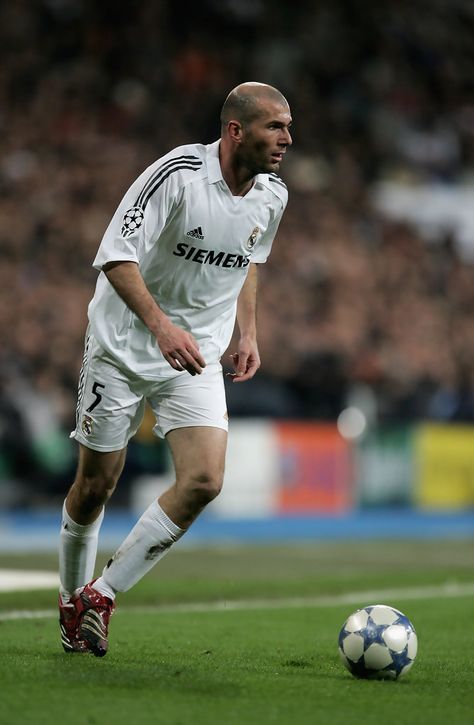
[{"left": 121, "top": 206, "right": 144, "bottom": 237}]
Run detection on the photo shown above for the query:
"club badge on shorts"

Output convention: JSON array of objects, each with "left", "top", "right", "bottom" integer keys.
[
  {"left": 246, "top": 226, "right": 260, "bottom": 250},
  {"left": 81, "top": 415, "right": 93, "bottom": 436}
]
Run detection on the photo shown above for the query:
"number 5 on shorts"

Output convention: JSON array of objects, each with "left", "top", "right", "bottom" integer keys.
[{"left": 86, "top": 382, "right": 105, "bottom": 413}]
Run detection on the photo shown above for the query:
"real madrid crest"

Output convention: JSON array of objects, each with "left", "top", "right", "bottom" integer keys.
[
  {"left": 246, "top": 226, "right": 260, "bottom": 250},
  {"left": 82, "top": 415, "right": 93, "bottom": 436}
]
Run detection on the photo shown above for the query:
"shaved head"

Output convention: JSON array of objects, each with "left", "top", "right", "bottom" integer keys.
[{"left": 220, "top": 82, "right": 289, "bottom": 130}]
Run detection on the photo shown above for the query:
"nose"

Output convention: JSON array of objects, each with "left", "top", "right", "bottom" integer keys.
[{"left": 281, "top": 127, "right": 292, "bottom": 146}]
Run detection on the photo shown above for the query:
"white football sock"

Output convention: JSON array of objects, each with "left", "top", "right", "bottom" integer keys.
[
  {"left": 94, "top": 500, "right": 184, "bottom": 595},
  {"left": 59, "top": 500, "right": 104, "bottom": 602}
]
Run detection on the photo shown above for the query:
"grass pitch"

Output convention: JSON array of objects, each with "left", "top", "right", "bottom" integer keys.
[{"left": 0, "top": 540, "right": 473, "bottom": 725}]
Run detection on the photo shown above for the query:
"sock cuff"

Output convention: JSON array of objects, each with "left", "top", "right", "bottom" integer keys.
[
  {"left": 62, "top": 500, "right": 104, "bottom": 535},
  {"left": 150, "top": 500, "right": 184, "bottom": 539}
]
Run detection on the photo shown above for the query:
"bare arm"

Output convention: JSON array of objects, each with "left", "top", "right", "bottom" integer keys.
[
  {"left": 103, "top": 261, "right": 205, "bottom": 375},
  {"left": 229, "top": 263, "right": 261, "bottom": 383}
]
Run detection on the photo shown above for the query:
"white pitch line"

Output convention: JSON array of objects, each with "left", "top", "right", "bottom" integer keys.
[
  {"left": 0, "top": 609, "right": 57, "bottom": 621},
  {"left": 132, "top": 581, "right": 474, "bottom": 614},
  {"left": 0, "top": 569, "right": 59, "bottom": 592},
  {"left": 0, "top": 580, "right": 473, "bottom": 622}
]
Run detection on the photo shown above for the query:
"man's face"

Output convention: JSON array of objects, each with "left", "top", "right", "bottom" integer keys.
[{"left": 239, "top": 99, "right": 292, "bottom": 175}]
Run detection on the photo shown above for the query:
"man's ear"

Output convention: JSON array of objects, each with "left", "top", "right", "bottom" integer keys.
[{"left": 227, "top": 120, "right": 243, "bottom": 143}]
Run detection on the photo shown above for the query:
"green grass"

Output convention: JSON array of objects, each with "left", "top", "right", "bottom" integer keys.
[{"left": 0, "top": 541, "right": 473, "bottom": 725}]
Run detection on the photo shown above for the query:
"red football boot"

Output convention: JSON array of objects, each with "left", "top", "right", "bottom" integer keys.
[
  {"left": 59, "top": 595, "right": 88, "bottom": 653},
  {"left": 71, "top": 580, "right": 115, "bottom": 658}
]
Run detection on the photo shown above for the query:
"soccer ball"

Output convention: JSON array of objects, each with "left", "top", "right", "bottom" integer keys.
[{"left": 338, "top": 604, "right": 418, "bottom": 680}]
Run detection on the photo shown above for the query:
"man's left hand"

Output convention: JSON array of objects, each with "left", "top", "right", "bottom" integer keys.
[{"left": 228, "top": 338, "right": 261, "bottom": 383}]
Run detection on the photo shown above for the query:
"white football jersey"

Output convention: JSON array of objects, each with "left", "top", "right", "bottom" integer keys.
[{"left": 88, "top": 140, "right": 288, "bottom": 378}]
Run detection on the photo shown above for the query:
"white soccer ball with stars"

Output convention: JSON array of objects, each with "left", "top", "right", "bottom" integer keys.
[{"left": 338, "top": 604, "right": 418, "bottom": 680}]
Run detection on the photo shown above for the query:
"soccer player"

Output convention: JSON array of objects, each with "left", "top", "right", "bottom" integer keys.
[{"left": 58, "top": 82, "right": 292, "bottom": 656}]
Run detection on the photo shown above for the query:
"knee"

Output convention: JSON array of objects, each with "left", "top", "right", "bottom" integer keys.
[
  {"left": 73, "top": 470, "right": 118, "bottom": 508},
  {"left": 186, "top": 470, "right": 223, "bottom": 506}
]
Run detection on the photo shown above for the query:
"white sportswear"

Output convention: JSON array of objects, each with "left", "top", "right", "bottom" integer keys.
[{"left": 88, "top": 139, "right": 288, "bottom": 378}]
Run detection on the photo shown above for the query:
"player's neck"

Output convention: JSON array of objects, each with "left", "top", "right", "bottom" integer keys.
[{"left": 219, "top": 142, "right": 254, "bottom": 197}]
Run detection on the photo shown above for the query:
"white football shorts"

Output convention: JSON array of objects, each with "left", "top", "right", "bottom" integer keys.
[{"left": 71, "top": 333, "right": 228, "bottom": 452}]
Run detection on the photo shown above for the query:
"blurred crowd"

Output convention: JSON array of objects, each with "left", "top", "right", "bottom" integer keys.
[{"left": 1, "top": 0, "right": 474, "bottom": 497}]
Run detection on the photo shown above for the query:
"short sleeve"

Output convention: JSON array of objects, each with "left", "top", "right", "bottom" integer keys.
[{"left": 92, "top": 166, "right": 180, "bottom": 271}]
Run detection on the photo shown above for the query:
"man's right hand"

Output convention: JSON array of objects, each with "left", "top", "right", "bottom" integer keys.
[
  {"left": 103, "top": 261, "right": 206, "bottom": 376},
  {"left": 155, "top": 319, "right": 206, "bottom": 375}
]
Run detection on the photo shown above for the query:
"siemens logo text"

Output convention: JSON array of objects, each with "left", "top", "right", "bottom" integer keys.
[{"left": 173, "top": 242, "right": 251, "bottom": 268}]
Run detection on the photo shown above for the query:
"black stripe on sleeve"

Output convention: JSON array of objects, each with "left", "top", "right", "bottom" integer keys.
[
  {"left": 135, "top": 155, "right": 201, "bottom": 207},
  {"left": 269, "top": 174, "right": 287, "bottom": 189},
  {"left": 140, "top": 162, "right": 202, "bottom": 210}
]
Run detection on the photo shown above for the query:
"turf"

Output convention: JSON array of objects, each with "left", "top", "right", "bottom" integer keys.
[{"left": 0, "top": 541, "right": 473, "bottom": 725}]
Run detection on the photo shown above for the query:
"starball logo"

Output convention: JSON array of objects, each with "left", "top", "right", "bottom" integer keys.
[{"left": 173, "top": 242, "right": 251, "bottom": 268}]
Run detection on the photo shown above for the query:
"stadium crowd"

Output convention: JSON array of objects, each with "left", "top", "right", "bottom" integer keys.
[{"left": 1, "top": 0, "right": 474, "bottom": 497}]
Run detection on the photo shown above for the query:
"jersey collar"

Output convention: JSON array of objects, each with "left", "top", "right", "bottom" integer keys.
[{"left": 206, "top": 140, "right": 224, "bottom": 184}]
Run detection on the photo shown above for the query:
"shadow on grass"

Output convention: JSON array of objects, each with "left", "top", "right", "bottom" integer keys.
[{"left": 41, "top": 649, "right": 244, "bottom": 698}]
